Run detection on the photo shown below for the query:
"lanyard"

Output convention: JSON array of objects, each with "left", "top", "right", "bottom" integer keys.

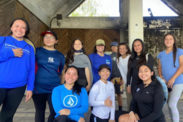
[{"left": 11, "top": 36, "right": 28, "bottom": 49}]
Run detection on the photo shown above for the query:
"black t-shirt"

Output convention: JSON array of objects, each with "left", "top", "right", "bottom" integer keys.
[{"left": 130, "top": 82, "right": 165, "bottom": 122}]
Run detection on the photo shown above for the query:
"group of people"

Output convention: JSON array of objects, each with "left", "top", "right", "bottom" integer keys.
[{"left": 0, "top": 18, "right": 183, "bottom": 122}]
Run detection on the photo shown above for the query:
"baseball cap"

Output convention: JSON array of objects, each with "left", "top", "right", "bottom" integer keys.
[
  {"left": 41, "top": 30, "right": 58, "bottom": 40},
  {"left": 96, "top": 39, "right": 105, "bottom": 46},
  {"left": 111, "top": 41, "right": 118, "bottom": 46},
  {"left": 98, "top": 64, "right": 111, "bottom": 72}
]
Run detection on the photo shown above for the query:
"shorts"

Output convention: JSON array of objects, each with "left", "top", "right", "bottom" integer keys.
[{"left": 111, "top": 77, "right": 123, "bottom": 94}]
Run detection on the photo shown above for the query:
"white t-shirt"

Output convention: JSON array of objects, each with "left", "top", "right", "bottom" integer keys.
[
  {"left": 116, "top": 55, "right": 130, "bottom": 85},
  {"left": 89, "top": 80, "right": 115, "bottom": 120}
]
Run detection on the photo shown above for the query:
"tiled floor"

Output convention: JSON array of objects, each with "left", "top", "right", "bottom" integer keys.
[{"left": 5, "top": 96, "right": 182, "bottom": 122}]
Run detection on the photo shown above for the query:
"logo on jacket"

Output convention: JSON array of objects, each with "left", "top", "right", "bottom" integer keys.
[
  {"left": 106, "top": 59, "right": 110, "bottom": 64},
  {"left": 112, "top": 57, "right": 117, "bottom": 61},
  {"left": 63, "top": 95, "right": 78, "bottom": 107},
  {"left": 48, "top": 57, "right": 54, "bottom": 62},
  {"left": 136, "top": 88, "right": 140, "bottom": 92}
]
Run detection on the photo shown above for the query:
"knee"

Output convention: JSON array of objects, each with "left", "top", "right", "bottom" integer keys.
[{"left": 118, "top": 115, "right": 126, "bottom": 122}]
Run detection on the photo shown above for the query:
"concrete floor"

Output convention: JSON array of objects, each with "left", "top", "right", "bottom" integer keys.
[{"left": 5, "top": 96, "right": 182, "bottom": 122}]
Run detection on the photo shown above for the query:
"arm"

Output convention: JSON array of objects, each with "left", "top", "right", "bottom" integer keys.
[
  {"left": 147, "top": 54, "right": 154, "bottom": 69},
  {"left": 68, "top": 115, "right": 82, "bottom": 122},
  {"left": 129, "top": 87, "right": 138, "bottom": 113},
  {"left": 27, "top": 47, "right": 35, "bottom": 91},
  {"left": 110, "top": 85, "right": 115, "bottom": 120},
  {"left": 89, "top": 84, "right": 105, "bottom": 106},
  {"left": 69, "top": 88, "right": 89, "bottom": 115},
  {"left": 139, "top": 86, "right": 164, "bottom": 122},
  {"left": 86, "top": 56, "right": 93, "bottom": 86},
  {"left": 85, "top": 67, "right": 91, "bottom": 91},
  {"left": 59, "top": 54, "right": 65, "bottom": 76},
  {"left": 52, "top": 87, "right": 63, "bottom": 114},
  {"left": 0, "top": 50, "right": 14, "bottom": 63},
  {"left": 89, "top": 54, "right": 95, "bottom": 84}
]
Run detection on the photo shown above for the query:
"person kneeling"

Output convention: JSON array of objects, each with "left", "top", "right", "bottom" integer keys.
[
  {"left": 52, "top": 66, "right": 89, "bottom": 122},
  {"left": 119, "top": 64, "right": 165, "bottom": 122}
]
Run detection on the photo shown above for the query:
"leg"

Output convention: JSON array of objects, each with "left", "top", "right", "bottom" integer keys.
[
  {"left": 47, "top": 93, "right": 56, "bottom": 122},
  {"left": 118, "top": 114, "right": 129, "bottom": 122},
  {"left": 32, "top": 93, "right": 47, "bottom": 122},
  {"left": 54, "top": 115, "right": 70, "bottom": 122},
  {"left": 115, "top": 78, "right": 123, "bottom": 110},
  {"left": 115, "top": 110, "right": 129, "bottom": 122},
  {"left": 0, "top": 85, "right": 26, "bottom": 122},
  {"left": 0, "top": 88, "right": 7, "bottom": 105},
  {"left": 125, "top": 86, "right": 132, "bottom": 111},
  {"left": 167, "top": 84, "right": 183, "bottom": 122},
  {"left": 90, "top": 113, "right": 108, "bottom": 122}
]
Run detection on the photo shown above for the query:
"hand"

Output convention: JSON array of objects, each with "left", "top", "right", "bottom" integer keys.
[
  {"left": 59, "top": 109, "right": 70, "bottom": 115},
  {"left": 127, "top": 86, "right": 131, "bottom": 94},
  {"left": 120, "top": 79, "right": 124, "bottom": 85},
  {"left": 167, "top": 77, "right": 175, "bottom": 89},
  {"left": 162, "top": 78, "right": 167, "bottom": 83},
  {"left": 78, "top": 117, "right": 85, "bottom": 122},
  {"left": 25, "top": 91, "right": 32, "bottom": 102},
  {"left": 86, "top": 84, "right": 90, "bottom": 92},
  {"left": 12, "top": 48, "right": 23, "bottom": 57},
  {"left": 128, "top": 111, "right": 137, "bottom": 122},
  {"left": 104, "top": 96, "right": 113, "bottom": 107},
  {"left": 109, "top": 119, "right": 115, "bottom": 122}
]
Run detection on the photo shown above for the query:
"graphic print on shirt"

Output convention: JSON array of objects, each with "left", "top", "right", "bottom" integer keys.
[
  {"left": 48, "top": 57, "right": 54, "bottom": 63},
  {"left": 112, "top": 57, "right": 117, "bottom": 61},
  {"left": 106, "top": 59, "right": 110, "bottom": 65},
  {"left": 136, "top": 88, "right": 140, "bottom": 92},
  {"left": 5, "top": 43, "right": 30, "bottom": 55},
  {"left": 63, "top": 95, "right": 78, "bottom": 107}
]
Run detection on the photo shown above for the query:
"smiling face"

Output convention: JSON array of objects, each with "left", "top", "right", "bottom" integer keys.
[
  {"left": 11, "top": 20, "right": 26, "bottom": 40},
  {"left": 119, "top": 45, "right": 128, "bottom": 56},
  {"left": 133, "top": 40, "right": 143, "bottom": 55},
  {"left": 164, "top": 35, "right": 174, "bottom": 48},
  {"left": 99, "top": 68, "right": 110, "bottom": 80},
  {"left": 64, "top": 67, "right": 78, "bottom": 85},
  {"left": 138, "top": 65, "right": 153, "bottom": 82},
  {"left": 96, "top": 45, "right": 105, "bottom": 53},
  {"left": 74, "top": 39, "right": 83, "bottom": 51},
  {"left": 43, "top": 34, "right": 58, "bottom": 47}
]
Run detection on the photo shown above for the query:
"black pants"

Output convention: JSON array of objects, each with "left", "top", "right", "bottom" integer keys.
[
  {"left": 32, "top": 93, "right": 56, "bottom": 122},
  {"left": 0, "top": 85, "right": 26, "bottom": 122},
  {"left": 54, "top": 115, "right": 76, "bottom": 122},
  {"left": 90, "top": 114, "right": 109, "bottom": 122}
]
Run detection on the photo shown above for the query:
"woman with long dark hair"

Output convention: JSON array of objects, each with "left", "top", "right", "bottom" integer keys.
[
  {"left": 157, "top": 33, "right": 183, "bottom": 122},
  {"left": 127, "top": 39, "right": 154, "bottom": 94},
  {"left": 32, "top": 30, "right": 65, "bottom": 122},
  {"left": 0, "top": 18, "right": 35, "bottom": 122},
  {"left": 89, "top": 39, "right": 112, "bottom": 85},
  {"left": 119, "top": 64, "right": 165, "bottom": 122},
  {"left": 52, "top": 66, "right": 89, "bottom": 122},
  {"left": 63, "top": 39, "right": 92, "bottom": 91},
  {"left": 116, "top": 43, "right": 131, "bottom": 111}
]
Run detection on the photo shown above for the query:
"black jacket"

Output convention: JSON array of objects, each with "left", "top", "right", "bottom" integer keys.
[{"left": 130, "top": 81, "right": 165, "bottom": 122}]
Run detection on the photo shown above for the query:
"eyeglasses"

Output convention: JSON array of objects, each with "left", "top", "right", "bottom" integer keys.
[{"left": 44, "top": 36, "right": 56, "bottom": 40}]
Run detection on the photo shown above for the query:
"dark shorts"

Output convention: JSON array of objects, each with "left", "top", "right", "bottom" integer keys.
[{"left": 111, "top": 78, "right": 123, "bottom": 94}]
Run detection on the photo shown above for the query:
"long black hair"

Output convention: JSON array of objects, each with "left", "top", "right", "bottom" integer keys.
[
  {"left": 117, "top": 43, "right": 131, "bottom": 62},
  {"left": 128, "top": 39, "right": 147, "bottom": 74},
  {"left": 64, "top": 66, "right": 82, "bottom": 95},
  {"left": 137, "top": 64, "right": 161, "bottom": 86},
  {"left": 65, "top": 38, "right": 86, "bottom": 67},
  {"left": 163, "top": 33, "right": 177, "bottom": 67},
  {"left": 10, "top": 18, "right": 30, "bottom": 39}
]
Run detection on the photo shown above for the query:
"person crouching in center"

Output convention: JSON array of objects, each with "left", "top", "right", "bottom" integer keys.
[{"left": 89, "top": 64, "right": 115, "bottom": 122}]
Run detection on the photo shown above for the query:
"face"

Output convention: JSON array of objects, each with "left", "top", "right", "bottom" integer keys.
[
  {"left": 11, "top": 20, "right": 26, "bottom": 39},
  {"left": 99, "top": 68, "right": 110, "bottom": 80},
  {"left": 111, "top": 46, "right": 118, "bottom": 53},
  {"left": 96, "top": 45, "right": 105, "bottom": 52},
  {"left": 64, "top": 68, "right": 78, "bottom": 85},
  {"left": 74, "top": 40, "right": 83, "bottom": 51},
  {"left": 119, "top": 45, "right": 128, "bottom": 56},
  {"left": 138, "top": 65, "right": 153, "bottom": 82},
  {"left": 133, "top": 41, "right": 143, "bottom": 54},
  {"left": 164, "top": 35, "right": 174, "bottom": 48},
  {"left": 43, "top": 34, "right": 58, "bottom": 47}
]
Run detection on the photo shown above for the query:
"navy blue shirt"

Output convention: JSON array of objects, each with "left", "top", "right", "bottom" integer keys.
[{"left": 33, "top": 47, "right": 65, "bottom": 94}]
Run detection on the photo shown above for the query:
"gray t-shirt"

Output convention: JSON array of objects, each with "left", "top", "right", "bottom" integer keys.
[{"left": 110, "top": 52, "right": 121, "bottom": 79}]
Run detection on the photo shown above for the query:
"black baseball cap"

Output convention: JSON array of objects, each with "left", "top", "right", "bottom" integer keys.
[
  {"left": 41, "top": 30, "right": 58, "bottom": 40},
  {"left": 98, "top": 64, "right": 111, "bottom": 72}
]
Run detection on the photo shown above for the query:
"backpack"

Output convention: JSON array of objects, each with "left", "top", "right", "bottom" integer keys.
[{"left": 146, "top": 54, "right": 168, "bottom": 107}]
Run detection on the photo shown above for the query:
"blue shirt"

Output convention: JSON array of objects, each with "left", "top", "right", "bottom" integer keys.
[
  {"left": 33, "top": 47, "right": 65, "bottom": 94},
  {"left": 157, "top": 48, "right": 183, "bottom": 85},
  {"left": 0, "top": 36, "right": 35, "bottom": 90},
  {"left": 89, "top": 53, "right": 112, "bottom": 84},
  {"left": 52, "top": 85, "right": 89, "bottom": 121}
]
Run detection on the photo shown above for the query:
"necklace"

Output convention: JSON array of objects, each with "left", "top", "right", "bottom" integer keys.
[{"left": 11, "top": 36, "right": 28, "bottom": 49}]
